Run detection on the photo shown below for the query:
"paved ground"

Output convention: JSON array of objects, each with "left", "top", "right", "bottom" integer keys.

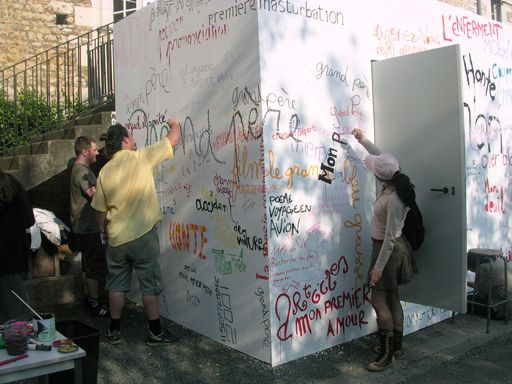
[
  {"left": 10, "top": 300, "right": 512, "bottom": 384},
  {"left": 400, "top": 332, "right": 512, "bottom": 384}
]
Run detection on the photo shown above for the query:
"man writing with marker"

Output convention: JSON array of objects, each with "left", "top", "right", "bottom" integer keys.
[{"left": 91, "top": 118, "right": 181, "bottom": 345}]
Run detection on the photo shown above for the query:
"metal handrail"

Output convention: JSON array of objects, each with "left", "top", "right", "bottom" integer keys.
[{"left": 0, "top": 22, "right": 115, "bottom": 155}]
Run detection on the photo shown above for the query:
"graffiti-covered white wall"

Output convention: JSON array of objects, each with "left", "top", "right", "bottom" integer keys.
[
  {"left": 461, "top": 16, "right": 512, "bottom": 255},
  {"left": 114, "top": 0, "right": 511, "bottom": 366}
]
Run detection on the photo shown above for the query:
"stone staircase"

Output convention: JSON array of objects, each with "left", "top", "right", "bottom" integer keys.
[
  {"left": 0, "top": 111, "right": 116, "bottom": 191},
  {"left": 0, "top": 109, "right": 115, "bottom": 307}
]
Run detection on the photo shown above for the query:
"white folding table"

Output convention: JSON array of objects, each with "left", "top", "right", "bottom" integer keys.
[{"left": 0, "top": 332, "right": 85, "bottom": 384}]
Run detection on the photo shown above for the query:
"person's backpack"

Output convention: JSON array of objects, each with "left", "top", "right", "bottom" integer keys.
[{"left": 402, "top": 200, "right": 425, "bottom": 251}]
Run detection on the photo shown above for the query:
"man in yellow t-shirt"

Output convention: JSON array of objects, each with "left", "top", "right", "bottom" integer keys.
[{"left": 91, "top": 118, "right": 180, "bottom": 345}]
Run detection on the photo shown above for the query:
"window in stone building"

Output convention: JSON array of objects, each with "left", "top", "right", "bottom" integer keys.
[
  {"left": 113, "top": 0, "right": 137, "bottom": 23},
  {"left": 490, "top": 0, "right": 512, "bottom": 23},
  {"left": 56, "top": 14, "right": 68, "bottom": 25},
  {"left": 491, "top": 0, "right": 502, "bottom": 21}
]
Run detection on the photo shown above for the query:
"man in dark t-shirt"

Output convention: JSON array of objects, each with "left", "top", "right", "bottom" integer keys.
[{"left": 70, "top": 136, "right": 109, "bottom": 317}]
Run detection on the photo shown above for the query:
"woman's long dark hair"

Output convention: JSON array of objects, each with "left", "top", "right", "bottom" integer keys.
[
  {"left": 0, "top": 170, "right": 18, "bottom": 206},
  {"left": 390, "top": 171, "right": 415, "bottom": 207}
]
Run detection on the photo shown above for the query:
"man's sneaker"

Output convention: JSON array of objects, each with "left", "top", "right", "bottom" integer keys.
[
  {"left": 90, "top": 303, "right": 110, "bottom": 318},
  {"left": 146, "top": 330, "right": 180, "bottom": 346},
  {"left": 106, "top": 329, "right": 121, "bottom": 345}
]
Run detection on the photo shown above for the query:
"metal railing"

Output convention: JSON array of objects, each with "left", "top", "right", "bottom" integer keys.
[{"left": 0, "top": 22, "right": 115, "bottom": 155}]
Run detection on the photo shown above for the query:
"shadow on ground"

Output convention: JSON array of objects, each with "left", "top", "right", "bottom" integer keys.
[{"left": 28, "top": 301, "right": 373, "bottom": 384}]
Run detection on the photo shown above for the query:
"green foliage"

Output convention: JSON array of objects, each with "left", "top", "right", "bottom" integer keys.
[{"left": 0, "top": 89, "right": 87, "bottom": 156}]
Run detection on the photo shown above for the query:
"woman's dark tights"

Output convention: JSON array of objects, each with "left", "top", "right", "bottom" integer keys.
[{"left": 370, "top": 288, "right": 403, "bottom": 332}]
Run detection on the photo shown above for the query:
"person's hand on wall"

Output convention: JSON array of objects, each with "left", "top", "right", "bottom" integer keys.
[
  {"left": 352, "top": 128, "right": 364, "bottom": 142},
  {"left": 166, "top": 118, "right": 181, "bottom": 147}
]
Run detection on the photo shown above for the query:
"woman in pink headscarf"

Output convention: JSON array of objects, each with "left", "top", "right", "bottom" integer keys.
[{"left": 352, "top": 128, "right": 415, "bottom": 372}]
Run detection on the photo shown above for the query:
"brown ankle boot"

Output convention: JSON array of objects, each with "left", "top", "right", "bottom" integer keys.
[
  {"left": 366, "top": 330, "right": 394, "bottom": 372},
  {"left": 373, "top": 329, "right": 404, "bottom": 359},
  {"left": 393, "top": 330, "right": 404, "bottom": 359}
]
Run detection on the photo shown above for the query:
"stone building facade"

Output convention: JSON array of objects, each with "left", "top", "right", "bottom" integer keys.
[
  {"left": 440, "top": 0, "right": 512, "bottom": 22},
  {"left": 0, "top": 0, "right": 510, "bottom": 72},
  {"left": 0, "top": 0, "right": 112, "bottom": 71}
]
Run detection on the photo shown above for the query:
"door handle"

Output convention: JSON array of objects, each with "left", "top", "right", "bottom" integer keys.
[
  {"left": 430, "top": 187, "right": 449, "bottom": 194},
  {"left": 430, "top": 187, "right": 455, "bottom": 195}
]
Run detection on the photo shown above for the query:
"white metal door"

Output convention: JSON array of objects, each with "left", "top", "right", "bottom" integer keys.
[{"left": 371, "top": 44, "right": 467, "bottom": 313}]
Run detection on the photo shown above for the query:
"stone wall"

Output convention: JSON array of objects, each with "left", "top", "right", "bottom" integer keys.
[
  {"left": 439, "top": 0, "right": 493, "bottom": 17},
  {"left": 0, "top": 0, "right": 102, "bottom": 71},
  {"left": 0, "top": 1, "right": 509, "bottom": 73},
  {"left": 440, "top": 0, "right": 512, "bottom": 22}
]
